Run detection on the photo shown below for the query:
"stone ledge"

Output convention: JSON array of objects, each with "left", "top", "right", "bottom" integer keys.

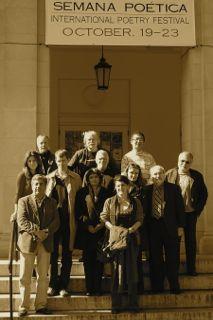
[
  {"left": 1, "top": 274, "right": 213, "bottom": 294},
  {"left": 0, "top": 308, "right": 213, "bottom": 320},
  {"left": 1, "top": 290, "right": 213, "bottom": 312}
]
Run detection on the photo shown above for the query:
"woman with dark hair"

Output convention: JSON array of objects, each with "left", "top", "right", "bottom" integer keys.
[
  {"left": 75, "top": 168, "right": 108, "bottom": 295},
  {"left": 100, "top": 175, "right": 143, "bottom": 313},
  {"left": 124, "top": 163, "right": 147, "bottom": 293},
  {"left": 12, "top": 151, "right": 43, "bottom": 220},
  {"left": 124, "top": 163, "right": 145, "bottom": 198}
]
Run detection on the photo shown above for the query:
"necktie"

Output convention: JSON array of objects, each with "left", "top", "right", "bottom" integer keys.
[{"left": 152, "top": 186, "right": 163, "bottom": 219}]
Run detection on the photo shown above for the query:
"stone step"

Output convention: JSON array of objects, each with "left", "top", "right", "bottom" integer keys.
[
  {"left": 0, "top": 260, "right": 84, "bottom": 277},
  {"left": 0, "top": 290, "right": 213, "bottom": 312},
  {"left": 0, "top": 308, "right": 213, "bottom": 320},
  {"left": 1, "top": 274, "right": 213, "bottom": 294},
  {"left": 2, "top": 256, "right": 213, "bottom": 276}
]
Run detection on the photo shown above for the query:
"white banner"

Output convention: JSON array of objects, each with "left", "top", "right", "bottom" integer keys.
[{"left": 45, "top": 0, "right": 196, "bottom": 46}]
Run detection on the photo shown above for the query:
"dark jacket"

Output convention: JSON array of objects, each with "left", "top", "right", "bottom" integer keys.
[
  {"left": 68, "top": 147, "right": 118, "bottom": 178},
  {"left": 166, "top": 168, "right": 208, "bottom": 215},
  {"left": 143, "top": 182, "right": 185, "bottom": 238},
  {"left": 75, "top": 186, "right": 108, "bottom": 250},
  {"left": 17, "top": 195, "right": 60, "bottom": 253},
  {"left": 39, "top": 150, "right": 57, "bottom": 175}
]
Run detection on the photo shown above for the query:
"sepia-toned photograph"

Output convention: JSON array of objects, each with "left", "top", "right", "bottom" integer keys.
[{"left": 0, "top": 0, "right": 212, "bottom": 319}]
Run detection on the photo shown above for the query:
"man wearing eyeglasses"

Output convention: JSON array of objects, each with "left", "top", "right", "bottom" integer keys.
[
  {"left": 121, "top": 131, "right": 156, "bottom": 184},
  {"left": 166, "top": 151, "right": 208, "bottom": 276}
]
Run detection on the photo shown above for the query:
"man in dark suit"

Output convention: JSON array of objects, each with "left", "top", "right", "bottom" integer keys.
[
  {"left": 36, "top": 135, "right": 57, "bottom": 175},
  {"left": 17, "top": 174, "right": 59, "bottom": 317},
  {"left": 143, "top": 165, "right": 185, "bottom": 294},
  {"left": 166, "top": 151, "right": 208, "bottom": 276}
]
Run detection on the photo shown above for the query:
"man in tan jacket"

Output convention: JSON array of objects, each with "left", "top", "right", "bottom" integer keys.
[
  {"left": 17, "top": 174, "right": 59, "bottom": 317},
  {"left": 46, "top": 149, "right": 82, "bottom": 297}
]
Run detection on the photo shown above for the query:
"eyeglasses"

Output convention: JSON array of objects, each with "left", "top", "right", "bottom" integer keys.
[
  {"left": 180, "top": 160, "right": 190, "bottom": 164},
  {"left": 131, "top": 138, "right": 144, "bottom": 142}
]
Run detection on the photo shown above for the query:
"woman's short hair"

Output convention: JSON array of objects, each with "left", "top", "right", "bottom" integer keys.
[
  {"left": 130, "top": 131, "right": 145, "bottom": 142},
  {"left": 55, "top": 149, "right": 70, "bottom": 160},
  {"left": 23, "top": 151, "right": 43, "bottom": 175},
  {"left": 114, "top": 174, "right": 130, "bottom": 185},
  {"left": 31, "top": 174, "right": 47, "bottom": 185},
  {"left": 84, "top": 168, "right": 103, "bottom": 185},
  {"left": 83, "top": 131, "right": 100, "bottom": 146}
]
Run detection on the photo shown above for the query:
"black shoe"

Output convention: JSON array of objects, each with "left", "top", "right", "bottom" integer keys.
[
  {"left": 111, "top": 309, "right": 120, "bottom": 314},
  {"left": 170, "top": 288, "right": 182, "bottom": 294},
  {"left": 59, "top": 289, "right": 70, "bottom": 297},
  {"left": 47, "top": 287, "right": 58, "bottom": 296},
  {"left": 36, "top": 308, "right": 52, "bottom": 315},
  {"left": 151, "top": 289, "right": 164, "bottom": 294},
  {"left": 129, "top": 307, "right": 140, "bottom": 313},
  {"left": 32, "top": 269, "right": 37, "bottom": 279},
  {"left": 86, "top": 291, "right": 95, "bottom": 296},
  {"left": 187, "top": 271, "right": 198, "bottom": 276},
  {"left": 18, "top": 310, "right": 28, "bottom": 317}
]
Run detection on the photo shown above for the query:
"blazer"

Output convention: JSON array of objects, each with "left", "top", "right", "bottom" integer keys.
[
  {"left": 17, "top": 195, "right": 60, "bottom": 254},
  {"left": 38, "top": 150, "right": 57, "bottom": 175},
  {"left": 143, "top": 182, "right": 185, "bottom": 238},
  {"left": 166, "top": 168, "right": 208, "bottom": 215},
  {"left": 46, "top": 169, "right": 82, "bottom": 250}
]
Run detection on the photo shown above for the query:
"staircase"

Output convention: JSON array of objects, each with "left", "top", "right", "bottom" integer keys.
[{"left": 0, "top": 255, "right": 213, "bottom": 319}]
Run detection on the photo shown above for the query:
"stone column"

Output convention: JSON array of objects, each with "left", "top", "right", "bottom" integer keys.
[
  {"left": 0, "top": 0, "right": 50, "bottom": 257},
  {"left": 181, "top": 0, "right": 213, "bottom": 254},
  {"left": 37, "top": 0, "right": 51, "bottom": 137}
]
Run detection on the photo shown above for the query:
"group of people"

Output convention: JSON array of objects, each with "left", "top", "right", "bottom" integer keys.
[{"left": 13, "top": 130, "right": 208, "bottom": 316}]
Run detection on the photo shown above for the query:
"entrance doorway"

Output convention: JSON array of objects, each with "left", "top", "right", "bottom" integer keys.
[{"left": 50, "top": 46, "right": 181, "bottom": 169}]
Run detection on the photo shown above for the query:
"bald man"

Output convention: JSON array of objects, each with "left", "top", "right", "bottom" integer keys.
[
  {"left": 36, "top": 135, "right": 57, "bottom": 175},
  {"left": 166, "top": 152, "right": 208, "bottom": 276},
  {"left": 143, "top": 165, "right": 185, "bottom": 294}
]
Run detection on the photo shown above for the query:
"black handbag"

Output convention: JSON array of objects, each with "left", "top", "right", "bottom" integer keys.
[
  {"left": 108, "top": 226, "right": 128, "bottom": 251},
  {"left": 97, "top": 230, "right": 113, "bottom": 263}
]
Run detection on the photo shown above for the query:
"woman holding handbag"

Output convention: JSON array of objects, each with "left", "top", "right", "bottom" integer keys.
[
  {"left": 100, "top": 175, "right": 143, "bottom": 313},
  {"left": 75, "top": 168, "right": 108, "bottom": 296}
]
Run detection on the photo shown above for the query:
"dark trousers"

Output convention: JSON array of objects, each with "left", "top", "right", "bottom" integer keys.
[
  {"left": 184, "top": 212, "right": 198, "bottom": 273},
  {"left": 137, "top": 248, "right": 144, "bottom": 293},
  {"left": 111, "top": 253, "right": 139, "bottom": 311},
  {"left": 83, "top": 249, "right": 103, "bottom": 294},
  {"left": 49, "top": 224, "right": 72, "bottom": 291},
  {"left": 149, "top": 219, "right": 180, "bottom": 292}
]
